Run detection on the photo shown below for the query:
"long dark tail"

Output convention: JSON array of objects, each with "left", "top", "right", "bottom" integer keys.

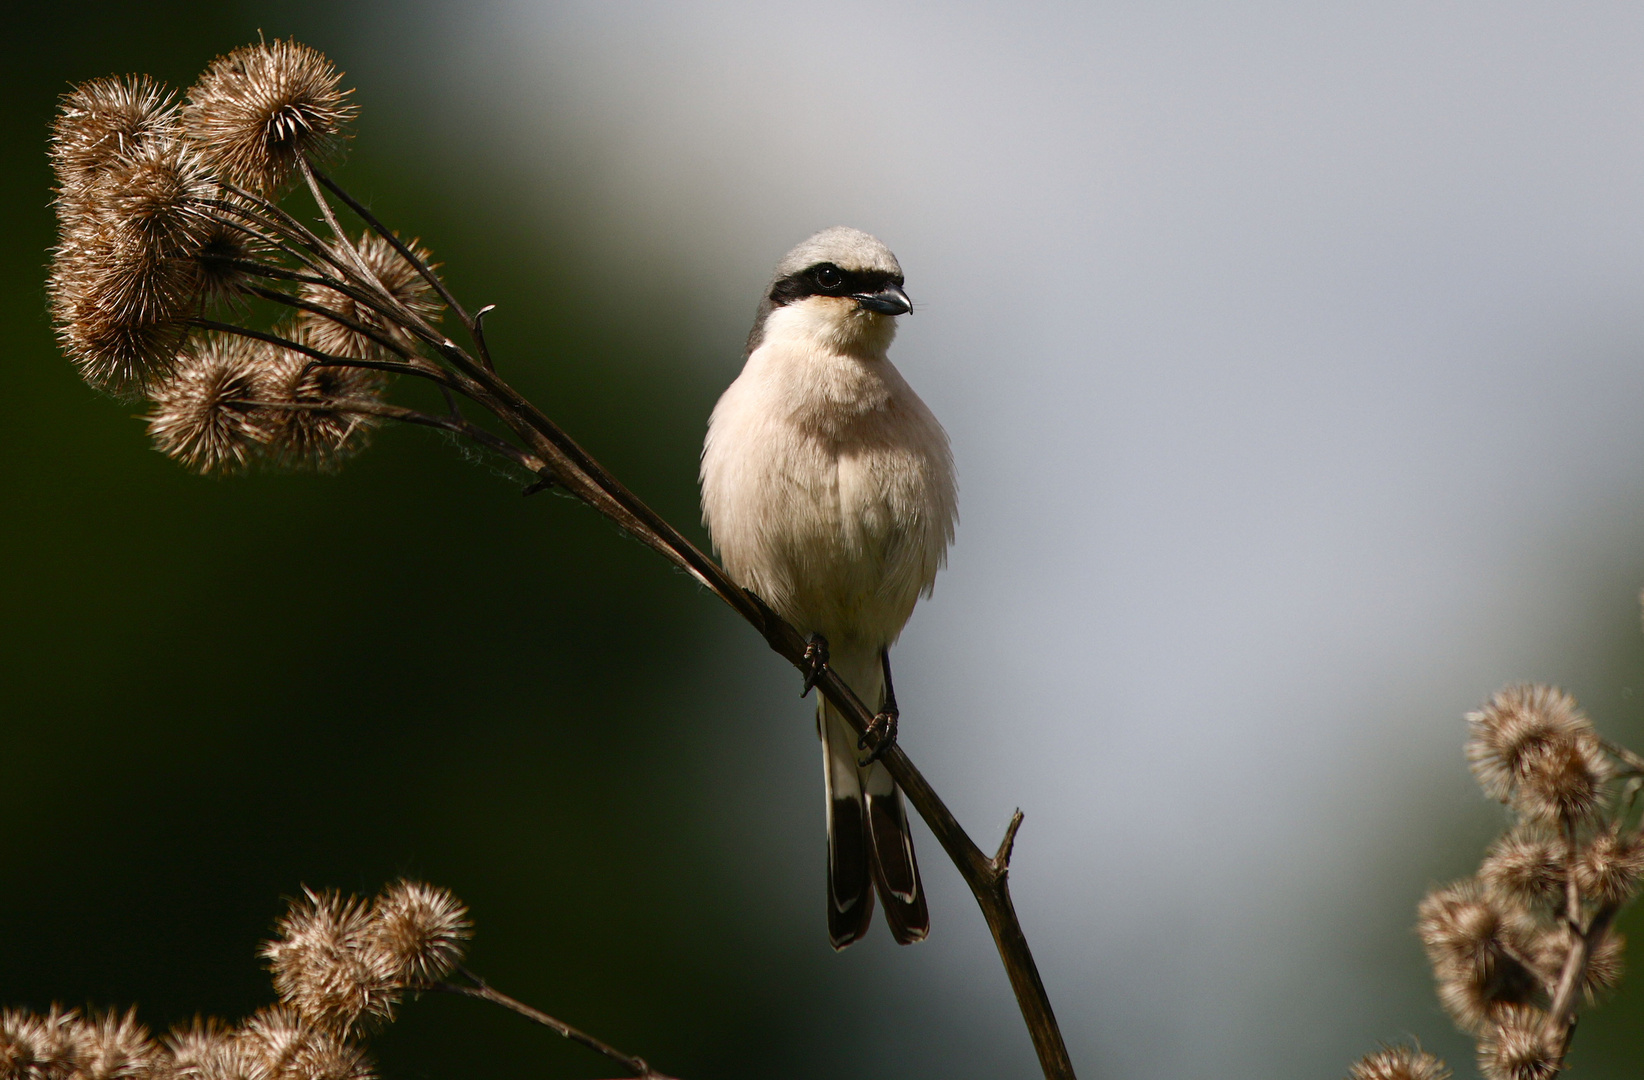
[
  {"left": 819, "top": 674, "right": 927, "bottom": 949},
  {"left": 864, "top": 755, "right": 928, "bottom": 944}
]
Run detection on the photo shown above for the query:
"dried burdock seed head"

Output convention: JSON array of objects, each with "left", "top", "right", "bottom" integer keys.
[
  {"left": 1475, "top": 1005, "right": 1558, "bottom": 1080},
  {"left": 297, "top": 233, "right": 442, "bottom": 360},
  {"left": 366, "top": 880, "right": 471, "bottom": 986},
  {"left": 146, "top": 333, "right": 278, "bottom": 474},
  {"left": 233, "top": 1007, "right": 371, "bottom": 1080},
  {"left": 1480, "top": 827, "right": 1567, "bottom": 911},
  {"left": 191, "top": 1037, "right": 263, "bottom": 1080},
  {"left": 48, "top": 139, "right": 217, "bottom": 396},
  {"left": 52, "top": 302, "right": 191, "bottom": 399},
  {"left": 1466, "top": 684, "right": 1609, "bottom": 823},
  {"left": 99, "top": 139, "right": 217, "bottom": 261},
  {"left": 183, "top": 39, "right": 355, "bottom": 194},
  {"left": 1, "top": 1007, "right": 83, "bottom": 1080},
  {"left": 1418, "top": 879, "right": 1544, "bottom": 1031},
  {"left": 74, "top": 1009, "right": 158, "bottom": 1080},
  {"left": 193, "top": 214, "right": 271, "bottom": 303},
  {"left": 1346, "top": 1044, "right": 1451, "bottom": 1080},
  {"left": 1583, "top": 928, "right": 1626, "bottom": 999},
  {"left": 262, "top": 888, "right": 396, "bottom": 1036},
  {"left": 259, "top": 330, "right": 382, "bottom": 470},
  {"left": 1512, "top": 735, "right": 1611, "bottom": 826},
  {"left": 50, "top": 76, "right": 177, "bottom": 196},
  {"left": 162, "top": 1019, "right": 233, "bottom": 1080},
  {"left": 1573, "top": 827, "right": 1644, "bottom": 907}
]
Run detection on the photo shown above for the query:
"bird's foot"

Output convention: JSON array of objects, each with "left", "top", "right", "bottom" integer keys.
[
  {"left": 801, "top": 633, "right": 830, "bottom": 697},
  {"left": 858, "top": 708, "right": 899, "bottom": 765}
]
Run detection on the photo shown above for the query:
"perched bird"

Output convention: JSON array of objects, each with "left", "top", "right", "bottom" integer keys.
[{"left": 701, "top": 227, "right": 957, "bottom": 948}]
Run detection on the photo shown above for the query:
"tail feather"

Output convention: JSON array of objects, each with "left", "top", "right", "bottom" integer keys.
[
  {"left": 823, "top": 708, "right": 874, "bottom": 949},
  {"left": 818, "top": 647, "right": 928, "bottom": 948},
  {"left": 866, "top": 763, "right": 929, "bottom": 944}
]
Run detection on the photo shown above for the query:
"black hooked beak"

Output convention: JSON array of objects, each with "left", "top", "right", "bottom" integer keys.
[{"left": 852, "top": 284, "right": 912, "bottom": 316}]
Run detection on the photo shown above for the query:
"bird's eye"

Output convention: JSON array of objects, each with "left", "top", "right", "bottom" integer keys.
[{"left": 814, "top": 266, "right": 843, "bottom": 290}]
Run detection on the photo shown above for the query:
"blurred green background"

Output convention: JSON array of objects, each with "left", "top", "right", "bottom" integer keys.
[
  {"left": 12, "top": 4, "right": 1644, "bottom": 1080},
  {"left": 0, "top": 3, "right": 851, "bottom": 1077}
]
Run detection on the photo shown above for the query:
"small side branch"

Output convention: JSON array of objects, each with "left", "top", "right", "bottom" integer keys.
[{"left": 994, "top": 809, "right": 1026, "bottom": 874}]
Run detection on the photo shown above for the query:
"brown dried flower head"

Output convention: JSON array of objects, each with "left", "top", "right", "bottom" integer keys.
[
  {"left": 48, "top": 134, "right": 217, "bottom": 395},
  {"left": 1573, "top": 826, "right": 1644, "bottom": 907},
  {"left": 259, "top": 330, "right": 382, "bottom": 470},
  {"left": 1466, "top": 684, "right": 1609, "bottom": 823},
  {"left": 1512, "top": 734, "right": 1610, "bottom": 825},
  {"left": 1, "top": 1007, "right": 83, "bottom": 1080},
  {"left": 183, "top": 40, "right": 355, "bottom": 193},
  {"left": 262, "top": 889, "right": 396, "bottom": 1036},
  {"left": 73, "top": 1009, "right": 158, "bottom": 1080},
  {"left": 50, "top": 76, "right": 177, "bottom": 198},
  {"left": 1346, "top": 1044, "right": 1451, "bottom": 1080},
  {"left": 296, "top": 233, "right": 442, "bottom": 361},
  {"left": 162, "top": 1019, "right": 234, "bottom": 1080},
  {"left": 1582, "top": 928, "right": 1626, "bottom": 999},
  {"left": 146, "top": 333, "right": 277, "bottom": 474},
  {"left": 1475, "top": 1004, "right": 1558, "bottom": 1080},
  {"left": 232, "top": 1006, "right": 372, "bottom": 1080},
  {"left": 193, "top": 213, "right": 271, "bottom": 303},
  {"left": 366, "top": 880, "right": 471, "bottom": 986},
  {"left": 1480, "top": 827, "right": 1567, "bottom": 910},
  {"left": 1417, "top": 879, "right": 1544, "bottom": 1031}
]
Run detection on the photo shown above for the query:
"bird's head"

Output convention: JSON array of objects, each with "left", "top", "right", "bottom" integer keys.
[{"left": 754, "top": 226, "right": 911, "bottom": 356}]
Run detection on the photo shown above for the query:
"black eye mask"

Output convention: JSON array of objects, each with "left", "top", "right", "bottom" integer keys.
[{"left": 768, "top": 262, "right": 904, "bottom": 307}]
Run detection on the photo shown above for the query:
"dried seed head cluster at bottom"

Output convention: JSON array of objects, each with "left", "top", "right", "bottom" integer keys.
[
  {"left": 1346, "top": 1044, "right": 1452, "bottom": 1080},
  {"left": 260, "top": 880, "right": 472, "bottom": 1037},
  {"left": 0, "top": 1004, "right": 369, "bottom": 1080},
  {"left": 1365, "top": 683, "right": 1644, "bottom": 1080},
  {"left": 2, "top": 880, "right": 468, "bottom": 1080}
]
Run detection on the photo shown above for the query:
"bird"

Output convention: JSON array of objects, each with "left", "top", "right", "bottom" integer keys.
[{"left": 701, "top": 226, "right": 957, "bottom": 948}]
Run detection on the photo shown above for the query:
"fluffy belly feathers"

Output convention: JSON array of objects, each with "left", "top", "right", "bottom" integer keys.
[{"left": 702, "top": 364, "right": 955, "bottom": 648}]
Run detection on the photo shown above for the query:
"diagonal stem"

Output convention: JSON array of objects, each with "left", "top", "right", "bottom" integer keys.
[
  {"left": 206, "top": 167, "right": 1079, "bottom": 1080},
  {"left": 438, "top": 966, "right": 676, "bottom": 1079}
]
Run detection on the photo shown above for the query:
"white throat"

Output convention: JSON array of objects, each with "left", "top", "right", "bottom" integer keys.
[{"left": 760, "top": 296, "right": 898, "bottom": 362}]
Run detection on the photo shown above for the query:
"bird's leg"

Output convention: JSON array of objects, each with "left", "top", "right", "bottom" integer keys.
[
  {"left": 859, "top": 646, "right": 900, "bottom": 764},
  {"left": 801, "top": 633, "right": 830, "bottom": 697}
]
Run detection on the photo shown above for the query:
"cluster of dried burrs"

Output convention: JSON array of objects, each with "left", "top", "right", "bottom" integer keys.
[
  {"left": 48, "top": 38, "right": 464, "bottom": 476},
  {"left": 0, "top": 881, "right": 470, "bottom": 1080},
  {"left": 1345, "top": 683, "right": 1644, "bottom": 1080}
]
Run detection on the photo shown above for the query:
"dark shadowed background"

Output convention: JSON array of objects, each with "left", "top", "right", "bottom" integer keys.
[{"left": 10, "top": 3, "right": 1644, "bottom": 1078}]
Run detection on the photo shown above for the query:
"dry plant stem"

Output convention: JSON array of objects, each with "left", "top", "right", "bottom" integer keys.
[
  {"left": 1546, "top": 901, "right": 1621, "bottom": 1058},
  {"left": 190, "top": 320, "right": 433, "bottom": 382},
  {"left": 439, "top": 966, "right": 676, "bottom": 1080},
  {"left": 293, "top": 158, "right": 1076, "bottom": 1080}
]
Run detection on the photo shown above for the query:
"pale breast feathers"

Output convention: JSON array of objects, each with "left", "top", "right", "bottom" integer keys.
[{"left": 701, "top": 344, "right": 956, "bottom": 644}]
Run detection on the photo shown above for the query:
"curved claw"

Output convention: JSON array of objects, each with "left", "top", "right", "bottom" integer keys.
[
  {"left": 857, "top": 710, "right": 899, "bottom": 765},
  {"left": 801, "top": 633, "right": 830, "bottom": 697}
]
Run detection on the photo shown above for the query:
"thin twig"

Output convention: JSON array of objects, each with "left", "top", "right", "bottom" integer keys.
[
  {"left": 437, "top": 965, "right": 676, "bottom": 1079},
  {"left": 1546, "top": 904, "right": 1619, "bottom": 1057},
  {"left": 238, "top": 283, "right": 425, "bottom": 365},
  {"left": 188, "top": 320, "right": 435, "bottom": 382},
  {"left": 308, "top": 163, "right": 476, "bottom": 330}
]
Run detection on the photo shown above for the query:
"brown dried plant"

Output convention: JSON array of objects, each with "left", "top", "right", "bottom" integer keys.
[
  {"left": 45, "top": 38, "right": 1074, "bottom": 1080},
  {"left": 1345, "top": 683, "right": 1644, "bottom": 1080},
  {"left": 0, "top": 881, "right": 673, "bottom": 1080}
]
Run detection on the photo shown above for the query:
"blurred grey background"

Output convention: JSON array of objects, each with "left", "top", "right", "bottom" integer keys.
[{"left": 7, "top": 2, "right": 1644, "bottom": 1077}]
